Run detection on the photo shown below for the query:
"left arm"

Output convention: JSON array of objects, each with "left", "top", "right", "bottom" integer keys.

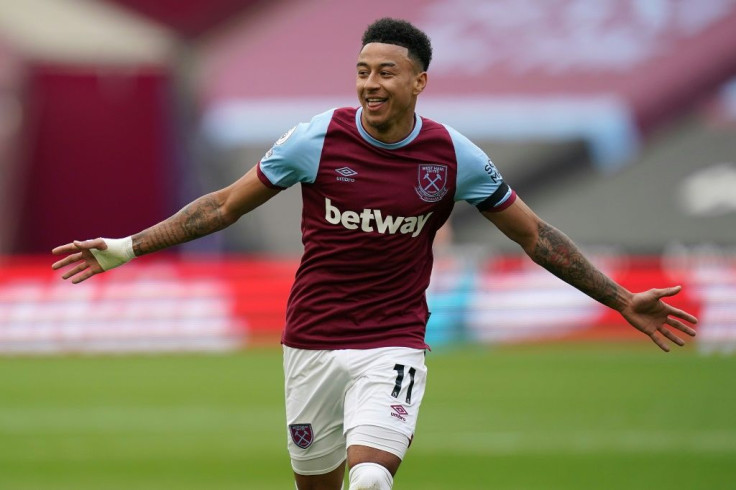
[{"left": 482, "top": 198, "right": 697, "bottom": 351}]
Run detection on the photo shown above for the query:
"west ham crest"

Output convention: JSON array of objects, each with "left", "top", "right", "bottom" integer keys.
[
  {"left": 415, "top": 164, "right": 448, "bottom": 202},
  {"left": 289, "top": 423, "right": 314, "bottom": 449}
]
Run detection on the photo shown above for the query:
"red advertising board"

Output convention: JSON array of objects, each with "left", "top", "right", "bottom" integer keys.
[{"left": 1, "top": 253, "right": 733, "bottom": 354}]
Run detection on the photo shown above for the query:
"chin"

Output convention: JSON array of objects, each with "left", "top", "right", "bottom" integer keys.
[{"left": 363, "top": 114, "right": 388, "bottom": 132}]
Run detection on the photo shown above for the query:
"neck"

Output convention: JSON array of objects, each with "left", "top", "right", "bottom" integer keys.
[{"left": 360, "top": 111, "right": 416, "bottom": 144}]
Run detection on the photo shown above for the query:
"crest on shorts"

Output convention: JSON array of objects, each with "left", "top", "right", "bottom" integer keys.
[
  {"left": 289, "top": 423, "right": 314, "bottom": 449},
  {"left": 415, "top": 164, "right": 448, "bottom": 202}
]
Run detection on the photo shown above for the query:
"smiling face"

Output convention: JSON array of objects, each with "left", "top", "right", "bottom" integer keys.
[{"left": 356, "top": 42, "right": 427, "bottom": 143}]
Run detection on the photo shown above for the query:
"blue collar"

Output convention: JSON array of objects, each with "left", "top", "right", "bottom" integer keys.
[{"left": 355, "top": 107, "right": 422, "bottom": 149}]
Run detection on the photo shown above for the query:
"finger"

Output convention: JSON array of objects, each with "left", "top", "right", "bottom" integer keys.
[
  {"left": 62, "top": 262, "right": 89, "bottom": 280},
  {"left": 51, "top": 252, "right": 84, "bottom": 270},
  {"left": 71, "top": 268, "right": 97, "bottom": 284},
  {"left": 666, "top": 317, "right": 697, "bottom": 337},
  {"left": 51, "top": 243, "right": 80, "bottom": 255},
  {"left": 659, "top": 327, "right": 685, "bottom": 347},
  {"left": 665, "top": 305, "right": 698, "bottom": 325},
  {"left": 73, "top": 238, "right": 107, "bottom": 251},
  {"left": 653, "top": 285, "right": 682, "bottom": 298},
  {"left": 649, "top": 333, "right": 670, "bottom": 353}
]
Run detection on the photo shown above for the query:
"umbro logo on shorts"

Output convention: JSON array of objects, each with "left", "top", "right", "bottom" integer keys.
[
  {"left": 390, "top": 404, "right": 409, "bottom": 422},
  {"left": 289, "top": 423, "right": 314, "bottom": 449}
]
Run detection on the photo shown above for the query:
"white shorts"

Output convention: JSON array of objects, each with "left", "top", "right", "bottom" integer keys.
[{"left": 283, "top": 345, "right": 428, "bottom": 475}]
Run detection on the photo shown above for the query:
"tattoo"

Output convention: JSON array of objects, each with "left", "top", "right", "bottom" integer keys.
[
  {"left": 132, "top": 194, "right": 229, "bottom": 256},
  {"left": 532, "top": 222, "right": 625, "bottom": 310}
]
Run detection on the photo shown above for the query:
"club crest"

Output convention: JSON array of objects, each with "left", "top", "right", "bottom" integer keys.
[
  {"left": 415, "top": 164, "right": 448, "bottom": 202},
  {"left": 289, "top": 423, "right": 314, "bottom": 449}
]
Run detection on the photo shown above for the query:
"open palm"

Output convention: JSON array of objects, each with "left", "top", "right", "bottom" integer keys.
[
  {"left": 51, "top": 238, "right": 107, "bottom": 284},
  {"left": 620, "top": 286, "right": 698, "bottom": 352}
]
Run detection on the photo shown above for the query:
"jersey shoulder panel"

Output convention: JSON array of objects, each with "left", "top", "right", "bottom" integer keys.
[
  {"left": 332, "top": 106, "right": 359, "bottom": 126},
  {"left": 258, "top": 108, "right": 335, "bottom": 188},
  {"left": 445, "top": 124, "right": 514, "bottom": 209}
]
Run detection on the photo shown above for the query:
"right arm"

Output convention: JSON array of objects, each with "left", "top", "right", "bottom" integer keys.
[
  {"left": 52, "top": 165, "right": 279, "bottom": 283},
  {"left": 132, "top": 165, "right": 278, "bottom": 256}
]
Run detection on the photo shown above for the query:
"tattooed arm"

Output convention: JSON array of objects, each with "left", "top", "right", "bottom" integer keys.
[
  {"left": 529, "top": 221, "right": 629, "bottom": 310},
  {"left": 52, "top": 166, "right": 280, "bottom": 282},
  {"left": 130, "top": 194, "right": 231, "bottom": 256},
  {"left": 482, "top": 197, "right": 697, "bottom": 351}
]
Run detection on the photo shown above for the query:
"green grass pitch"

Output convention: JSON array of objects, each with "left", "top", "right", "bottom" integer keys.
[{"left": 1, "top": 343, "right": 734, "bottom": 489}]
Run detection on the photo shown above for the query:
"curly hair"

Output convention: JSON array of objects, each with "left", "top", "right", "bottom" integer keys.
[{"left": 361, "top": 18, "right": 433, "bottom": 71}]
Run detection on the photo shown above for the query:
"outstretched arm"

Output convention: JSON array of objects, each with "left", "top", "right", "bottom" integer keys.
[
  {"left": 52, "top": 166, "right": 280, "bottom": 283},
  {"left": 130, "top": 166, "right": 278, "bottom": 256},
  {"left": 482, "top": 198, "right": 697, "bottom": 351}
]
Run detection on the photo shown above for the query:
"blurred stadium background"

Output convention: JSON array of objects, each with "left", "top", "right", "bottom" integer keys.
[{"left": 1, "top": 0, "right": 735, "bottom": 488}]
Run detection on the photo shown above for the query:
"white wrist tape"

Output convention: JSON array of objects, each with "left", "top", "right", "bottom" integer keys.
[{"left": 90, "top": 237, "right": 135, "bottom": 271}]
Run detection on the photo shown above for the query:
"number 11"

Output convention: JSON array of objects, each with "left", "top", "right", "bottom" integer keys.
[{"left": 391, "top": 364, "right": 416, "bottom": 403}]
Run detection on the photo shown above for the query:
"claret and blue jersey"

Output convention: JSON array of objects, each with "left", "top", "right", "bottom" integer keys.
[{"left": 257, "top": 107, "right": 516, "bottom": 350}]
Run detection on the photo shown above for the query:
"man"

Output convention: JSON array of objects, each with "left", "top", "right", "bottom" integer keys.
[{"left": 52, "top": 18, "right": 698, "bottom": 490}]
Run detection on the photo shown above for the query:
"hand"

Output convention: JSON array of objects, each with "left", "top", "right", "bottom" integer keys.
[
  {"left": 51, "top": 238, "right": 107, "bottom": 284},
  {"left": 620, "top": 286, "right": 698, "bottom": 352}
]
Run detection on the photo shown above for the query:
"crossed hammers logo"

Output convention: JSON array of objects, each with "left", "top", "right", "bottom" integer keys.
[
  {"left": 289, "top": 424, "right": 313, "bottom": 449},
  {"left": 416, "top": 164, "right": 448, "bottom": 202},
  {"left": 423, "top": 171, "right": 443, "bottom": 192}
]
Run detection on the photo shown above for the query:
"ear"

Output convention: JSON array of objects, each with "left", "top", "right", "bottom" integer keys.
[{"left": 413, "top": 71, "right": 428, "bottom": 96}]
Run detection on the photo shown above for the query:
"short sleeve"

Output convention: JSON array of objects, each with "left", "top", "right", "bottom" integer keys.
[
  {"left": 446, "top": 124, "right": 517, "bottom": 212},
  {"left": 257, "top": 109, "right": 335, "bottom": 189}
]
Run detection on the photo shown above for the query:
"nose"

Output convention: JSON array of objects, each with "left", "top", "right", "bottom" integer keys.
[{"left": 364, "top": 71, "right": 381, "bottom": 91}]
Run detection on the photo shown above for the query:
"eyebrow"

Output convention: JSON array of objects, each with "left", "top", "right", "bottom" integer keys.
[{"left": 356, "top": 61, "right": 398, "bottom": 69}]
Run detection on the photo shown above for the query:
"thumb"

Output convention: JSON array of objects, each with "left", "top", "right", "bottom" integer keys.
[
  {"left": 73, "top": 238, "right": 108, "bottom": 251},
  {"left": 651, "top": 285, "right": 682, "bottom": 299}
]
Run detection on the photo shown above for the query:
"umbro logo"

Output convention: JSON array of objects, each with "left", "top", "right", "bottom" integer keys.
[
  {"left": 336, "top": 167, "right": 357, "bottom": 176},
  {"left": 335, "top": 166, "right": 357, "bottom": 182},
  {"left": 390, "top": 404, "right": 409, "bottom": 422}
]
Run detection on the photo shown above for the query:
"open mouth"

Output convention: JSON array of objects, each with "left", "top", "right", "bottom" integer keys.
[{"left": 365, "top": 98, "right": 387, "bottom": 110}]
